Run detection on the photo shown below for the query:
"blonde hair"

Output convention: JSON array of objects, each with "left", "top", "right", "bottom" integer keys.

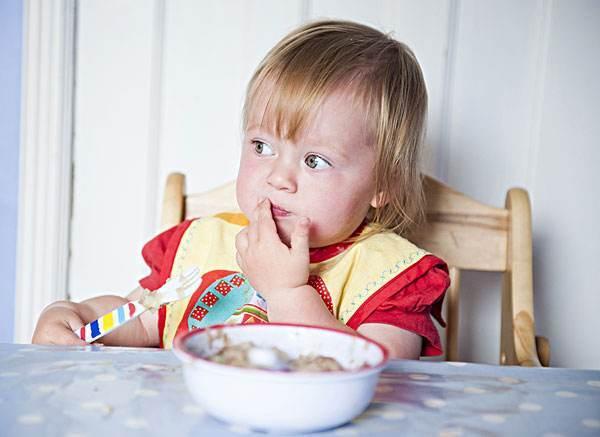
[{"left": 242, "top": 20, "right": 427, "bottom": 237}]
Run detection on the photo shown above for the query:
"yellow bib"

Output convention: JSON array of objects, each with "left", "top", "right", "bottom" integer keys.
[{"left": 160, "top": 213, "right": 427, "bottom": 348}]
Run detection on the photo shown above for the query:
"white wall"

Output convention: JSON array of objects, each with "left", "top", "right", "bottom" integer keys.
[
  {"left": 530, "top": 0, "right": 600, "bottom": 370},
  {"left": 67, "top": 0, "right": 599, "bottom": 368}
]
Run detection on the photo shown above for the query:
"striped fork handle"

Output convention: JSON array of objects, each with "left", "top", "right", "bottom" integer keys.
[{"left": 77, "top": 300, "right": 147, "bottom": 343}]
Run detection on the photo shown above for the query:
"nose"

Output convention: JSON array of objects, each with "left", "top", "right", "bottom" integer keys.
[{"left": 267, "top": 161, "right": 297, "bottom": 192}]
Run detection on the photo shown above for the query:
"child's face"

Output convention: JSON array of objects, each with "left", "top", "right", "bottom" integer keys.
[{"left": 237, "top": 88, "right": 377, "bottom": 248}]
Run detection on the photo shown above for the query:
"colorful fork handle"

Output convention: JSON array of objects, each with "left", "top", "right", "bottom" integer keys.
[{"left": 76, "top": 300, "right": 147, "bottom": 343}]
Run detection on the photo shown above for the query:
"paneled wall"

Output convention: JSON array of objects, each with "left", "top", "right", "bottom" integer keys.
[{"left": 70, "top": 0, "right": 600, "bottom": 368}]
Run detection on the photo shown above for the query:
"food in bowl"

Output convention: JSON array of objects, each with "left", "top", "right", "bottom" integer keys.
[
  {"left": 206, "top": 339, "right": 345, "bottom": 371},
  {"left": 173, "top": 323, "right": 389, "bottom": 433}
]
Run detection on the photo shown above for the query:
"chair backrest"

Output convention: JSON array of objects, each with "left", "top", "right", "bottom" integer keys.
[{"left": 160, "top": 172, "right": 549, "bottom": 366}]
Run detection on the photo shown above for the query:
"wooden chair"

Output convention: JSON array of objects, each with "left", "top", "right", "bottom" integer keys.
[{"left": 160, "top": 172, "right": 550, "bottom": 367}]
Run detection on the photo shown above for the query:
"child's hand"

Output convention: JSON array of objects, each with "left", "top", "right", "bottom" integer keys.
[
  {"left": 235, "top": 199, "right": 311, "bottom": 301},
  {"left": 32, "top": 302, "right": 88, "bottom": 346}
]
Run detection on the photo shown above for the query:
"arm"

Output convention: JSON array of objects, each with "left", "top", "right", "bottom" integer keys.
[
  {"left": 357, "top": 323, "right": 421, "bottom": 359},
  {"left": 32, "top": 287, "right": 160, "bottom": 347},
  {"left": 236, "top": 200, "right": 425, "bottom": 360},
  {"left": 32, "top": 219, "right": 186, "bottom": 347},
  {"left": 266, "top": 285, "right": 421, "bottom": 359},
  {"left": 235, "top": 199, "right": 334, "bottom": 329}
]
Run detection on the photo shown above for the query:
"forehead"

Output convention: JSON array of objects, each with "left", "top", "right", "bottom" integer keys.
[{"left": 246, "top": 83, "right": 373, "bottom": 154}]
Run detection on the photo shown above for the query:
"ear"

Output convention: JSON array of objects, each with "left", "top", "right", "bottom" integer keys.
[{"left": 370, "top": 191, "right": 387, "bottom": 209}]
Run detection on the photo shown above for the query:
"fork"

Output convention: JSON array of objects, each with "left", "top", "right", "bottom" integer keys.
[{"left": 75, "top": 266, "right": 201, "bottom": 343}]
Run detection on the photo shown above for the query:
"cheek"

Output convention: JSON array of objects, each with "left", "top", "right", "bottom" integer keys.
[
  {"left": 303, "top": 199, "right": 353, "bottom": 239},
  {"left": 306, "top": 187, "right": 372, "bottom": 238},
  {"left": 236, "top": 157, "right": 260, "bottom": 214},
  {"left": 237, "top": 154, "right": 279, "bottom": 217}
]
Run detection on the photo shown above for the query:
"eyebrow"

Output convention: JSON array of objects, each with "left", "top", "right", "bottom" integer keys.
[{"left": 306, "top": 137, "right": 351, "bottom": 161}]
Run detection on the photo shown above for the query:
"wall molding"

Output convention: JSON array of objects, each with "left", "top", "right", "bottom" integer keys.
[
  {"left": 14, "top": 0, "right": 76, "bottom": 343},
  {"left": 438, "top": 0, "right": 460, "bottom": 183},
  {"left": 144, "top": 0, "right": 166, "bottom": 237},
  {"left": 526, "top": 0, "right": 553, "bottom": 198}
]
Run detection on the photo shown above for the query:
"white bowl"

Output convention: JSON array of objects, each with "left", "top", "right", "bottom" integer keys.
[{"left": 173, "top": 323, "right": 389, "bottom": 433}]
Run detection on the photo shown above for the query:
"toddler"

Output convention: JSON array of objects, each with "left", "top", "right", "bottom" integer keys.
[{"left": 33, "top": 19, "right": 449, "bottom": 359}]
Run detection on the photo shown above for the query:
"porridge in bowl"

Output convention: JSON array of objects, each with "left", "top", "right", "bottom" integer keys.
[{"left": 206, "top": 340, "right": 345, "bottom": 371}]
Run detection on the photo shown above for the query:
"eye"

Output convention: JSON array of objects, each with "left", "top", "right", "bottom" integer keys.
[
  {"left": 252, "top": 140, "right": 274, "bottom": 156},
  {"left": 304, "top": 154, "right": 331, "bottom": 170}
]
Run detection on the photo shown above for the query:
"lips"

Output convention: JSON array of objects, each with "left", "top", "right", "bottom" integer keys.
[{"left": 270, "top": 203, "right": 291, "bottom": 218}]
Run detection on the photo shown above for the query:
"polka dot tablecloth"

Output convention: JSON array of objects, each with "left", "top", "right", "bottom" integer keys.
[{"left": 0, "top": 343, "right": 599, "bottom": 436}]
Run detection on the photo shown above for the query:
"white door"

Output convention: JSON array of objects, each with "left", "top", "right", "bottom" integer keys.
[
  {"left": 69, "top": 0, "right": 600, "bottom": 368},
  {"left": 70, "top": 0, "right": 450, "bottom": 299}
]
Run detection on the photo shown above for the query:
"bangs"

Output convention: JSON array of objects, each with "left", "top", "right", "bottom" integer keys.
[
  {"left": 245, "top": 69, "right": 372, "bottom": 141},
  {"left": 243, "top": 41, "right": 377, "bottom": 141},
  {"left": 247, "top": 71, "right": 325, "bottom": 140}
]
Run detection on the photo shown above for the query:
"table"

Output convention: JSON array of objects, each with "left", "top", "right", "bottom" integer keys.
[{"left": 1, "top": 343, "right": 599, "bottom": 436}]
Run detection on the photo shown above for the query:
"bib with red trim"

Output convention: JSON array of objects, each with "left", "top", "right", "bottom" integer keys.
[{"left": 159, "top": 213, "right": 428, "bottom": 349}]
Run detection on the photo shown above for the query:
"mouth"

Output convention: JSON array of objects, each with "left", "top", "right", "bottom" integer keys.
[{"left": 270, "top": 203, "right": 291, "bottom": 218}]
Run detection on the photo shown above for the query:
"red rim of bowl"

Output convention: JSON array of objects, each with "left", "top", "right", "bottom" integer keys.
[{"left": 173, "top": 322, "right": 390, "bottom": 375}]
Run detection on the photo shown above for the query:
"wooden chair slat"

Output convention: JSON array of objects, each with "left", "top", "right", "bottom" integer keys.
[{"left": 410, "top": 222, "right": 508, "bottom": 271}]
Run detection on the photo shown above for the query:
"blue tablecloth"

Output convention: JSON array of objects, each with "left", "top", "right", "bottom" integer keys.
[{"left": 1, "top": 343, "right": 599, "bottom": 436}]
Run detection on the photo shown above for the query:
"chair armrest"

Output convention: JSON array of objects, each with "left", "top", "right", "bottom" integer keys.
[{"left": 502, "top": 188, "right": 543, "bottom": 367}]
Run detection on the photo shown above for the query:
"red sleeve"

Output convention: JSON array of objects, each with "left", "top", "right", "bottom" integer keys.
[
  {"left": 138, "top": 220, "right": 194, "bottom": 348},
  {"left": 138, "top": 219, "right": 194, "bottom": 291},
  {"left": 346, "top": 255, "right": 450, "bottom": 357}
]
